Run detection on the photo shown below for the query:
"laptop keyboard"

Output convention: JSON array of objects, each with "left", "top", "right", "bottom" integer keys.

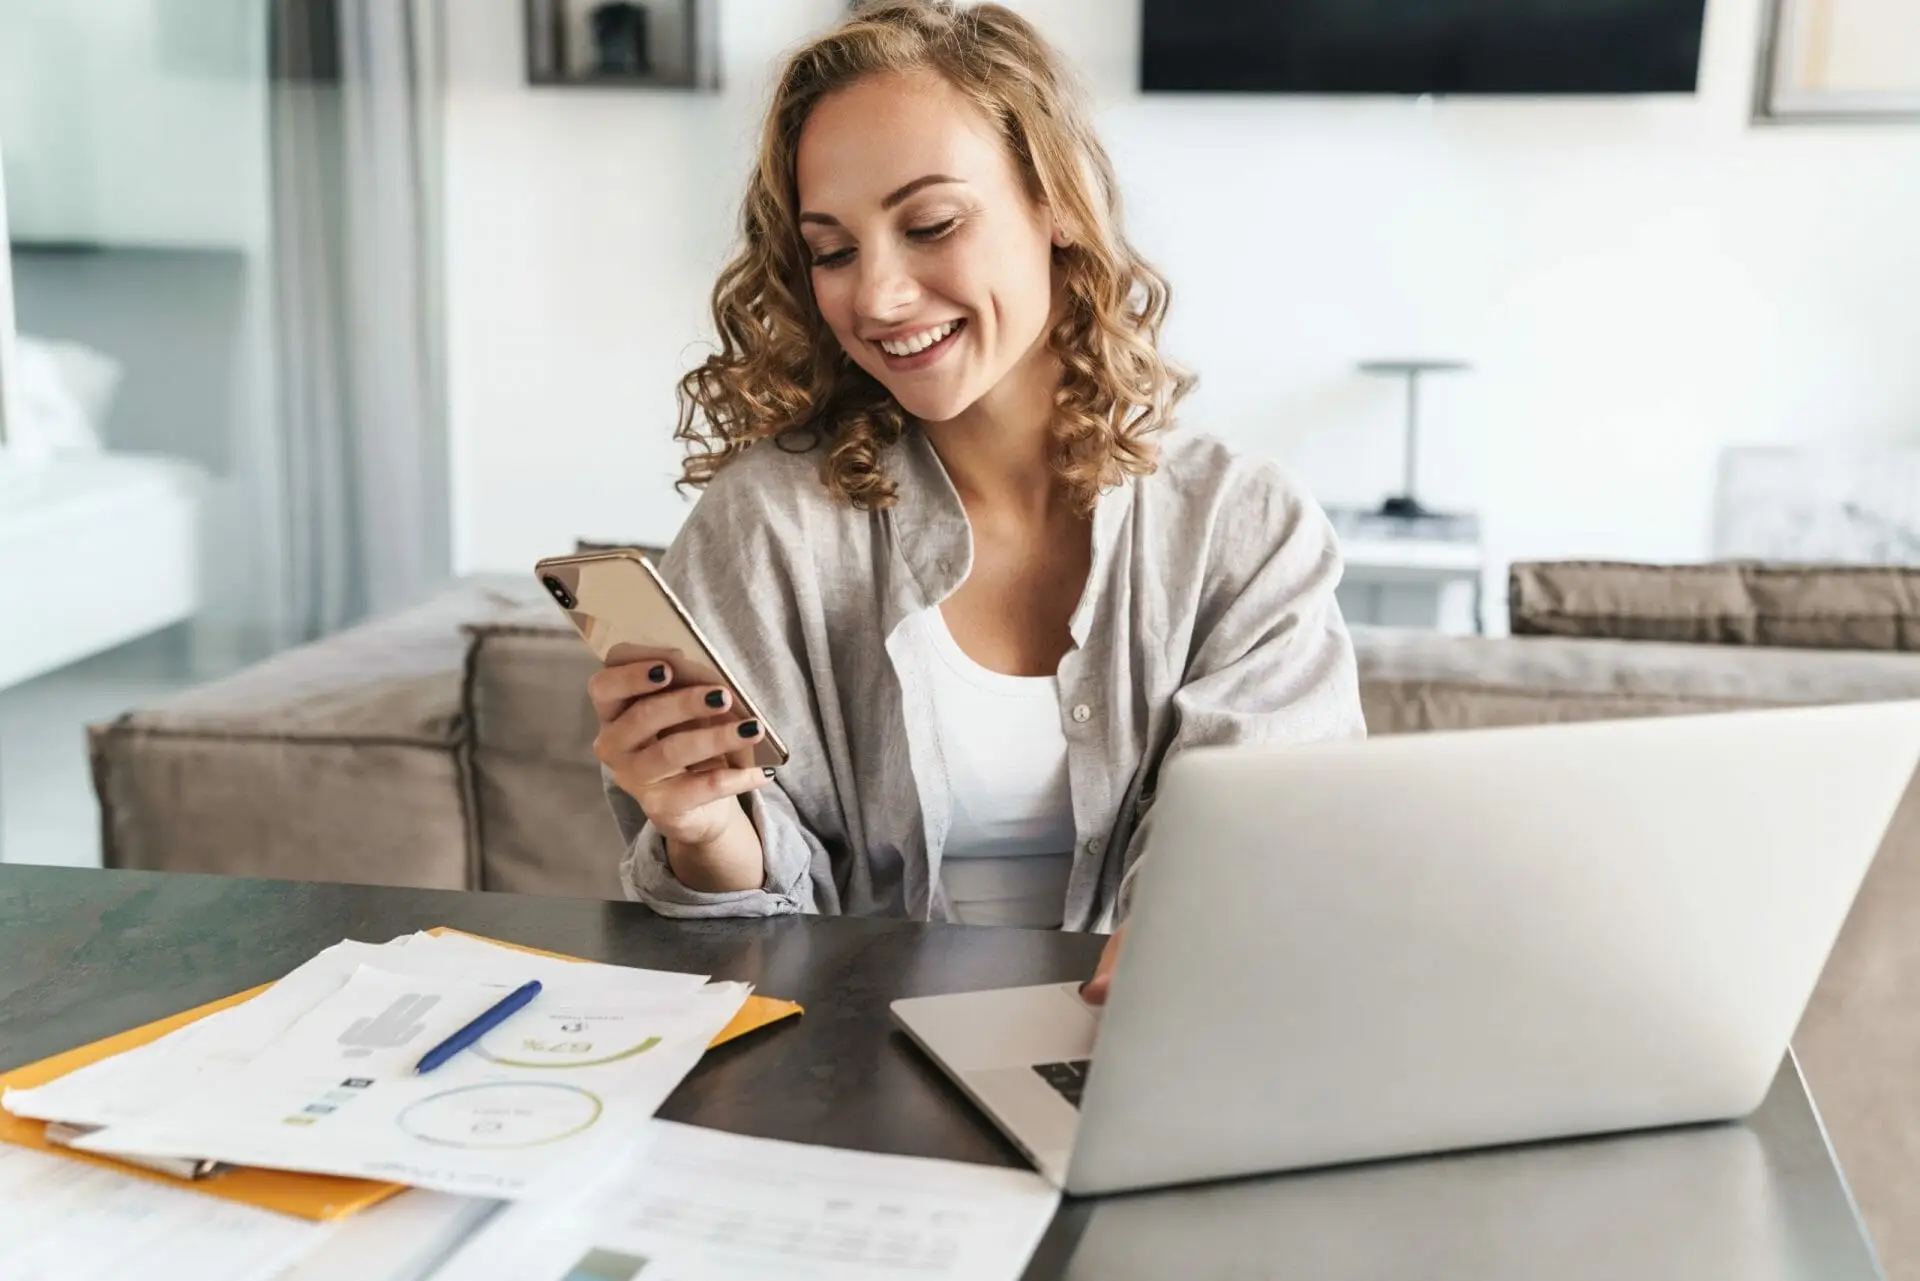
[{"left": 1033, "top": 1059, "right": 1092, "bottom": 1108}]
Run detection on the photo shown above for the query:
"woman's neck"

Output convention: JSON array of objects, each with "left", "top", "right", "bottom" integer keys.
[{"left": 921, "top": 340, "right": 1067, "bottom": 524}]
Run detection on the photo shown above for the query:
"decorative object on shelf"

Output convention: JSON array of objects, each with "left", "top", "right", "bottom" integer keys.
[
  {"left": 1333, "top": 359, "right": 1482, "bottom": 633},
  {"left": 523, "top": 0, "right": 717, "bottom": 90},
  {"left": 1356, "top": 358, "right": 1471, "bottom": 523},
  {"left": 1323, "top": 504, "right": 1486, "bottom": 635},
  {"left": 1327, "top": 506, "right": 1481, "bottom": 548},
  {"left": 1756, "top": 0, "right": 1920, "bottom": 122}
]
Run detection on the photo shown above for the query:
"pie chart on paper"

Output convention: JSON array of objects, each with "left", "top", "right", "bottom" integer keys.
[
  {"left": 398, "top": 1082, "right": 605, "bottom": 1149},
  {"left": 472, "top": 1007, "right": 664, "bottom": 1069}
]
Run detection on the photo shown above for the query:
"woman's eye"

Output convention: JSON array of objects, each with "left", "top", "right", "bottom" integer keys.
[{"left": 807, "top": 218, "right": 954, "bottom": 267}]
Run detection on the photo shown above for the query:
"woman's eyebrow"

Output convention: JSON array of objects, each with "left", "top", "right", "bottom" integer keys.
[{"left": 799, "top": 174, "right": 967, "bottom": 226}]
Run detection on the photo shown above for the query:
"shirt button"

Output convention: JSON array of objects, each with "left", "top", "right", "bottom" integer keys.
[
  {"left": 1086, "top": 837, "right": 1104, "bottom": 856},
  {"left": 1071, "top": 704, "right": 1093, "bottom": 723}
]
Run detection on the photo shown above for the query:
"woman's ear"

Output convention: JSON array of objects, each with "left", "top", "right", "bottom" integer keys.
[{"left": 1051, "top": 222, "right": 1074, "bottom": 249}]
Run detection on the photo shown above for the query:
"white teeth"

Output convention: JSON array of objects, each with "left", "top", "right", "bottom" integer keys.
[{"left": 879, "top": 320, "right": 958, "bottom": 357}]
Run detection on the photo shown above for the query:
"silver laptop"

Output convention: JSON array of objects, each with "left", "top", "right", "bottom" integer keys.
[{"left": 892, "top": 701, "right": 1920, "bottom": 1198}]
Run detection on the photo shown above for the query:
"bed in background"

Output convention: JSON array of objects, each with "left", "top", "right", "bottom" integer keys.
[
  {"left": 0, "top": 238, "right": 242, "bottom": 690},
  {"left": 0, "top": 453, "right": 205, "bottom": 689}
]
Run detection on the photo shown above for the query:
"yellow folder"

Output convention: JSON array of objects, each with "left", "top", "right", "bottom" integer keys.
[{"left": 0, "top": 928, "right": 802, "bottom": 1221}]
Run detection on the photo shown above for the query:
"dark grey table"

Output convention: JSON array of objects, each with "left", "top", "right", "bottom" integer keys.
[{"left": 0, "top": 866, "right": 1884, "bottom": 1279}]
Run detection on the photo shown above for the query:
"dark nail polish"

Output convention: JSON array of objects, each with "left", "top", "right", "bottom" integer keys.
[
  {"left": 648, "top": 664, "right": 667, "bottom": 684},
  {"left": 738, "top": 720, "right": 760, "bottom": 739},
  {"left": 705, "top": 689, "right": 726, "bottom": 709},
  {"left": 762, "top": 767, "right": 776, "bottom": 778}
]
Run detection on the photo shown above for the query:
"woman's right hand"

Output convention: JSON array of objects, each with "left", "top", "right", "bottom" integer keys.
[{"left": 589, "top": 659, "right": 772, "bottom": 848}]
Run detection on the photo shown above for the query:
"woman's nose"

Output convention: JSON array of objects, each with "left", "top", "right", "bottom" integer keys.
[{"left": 854, "top": 244, "right": 920, "bottom": 322}]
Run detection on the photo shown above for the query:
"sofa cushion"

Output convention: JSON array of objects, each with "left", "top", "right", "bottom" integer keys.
[
  {"left": 91, "top": 735, "right": 470, "bottom": 888},
  {"left": 1508, "top": 560, "right": 1920, "bottom": 651},
  {"left": 1354, "top": 623, "right": 1920, "bottom": 730},
  {"left": 463, "top": 611, "right": 623, "bottom": 899},
  {"left": 90, "top": 576, "right": 541, "bottom": 888}
]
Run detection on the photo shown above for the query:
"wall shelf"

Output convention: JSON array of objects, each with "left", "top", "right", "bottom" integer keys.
[{"left": 523, "top": 0, "right": 718, "bottom": 91}]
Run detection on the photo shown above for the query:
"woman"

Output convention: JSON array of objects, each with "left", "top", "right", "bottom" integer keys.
[{"left": 589, "top": 1, "right": 1364, "bottom": 997}]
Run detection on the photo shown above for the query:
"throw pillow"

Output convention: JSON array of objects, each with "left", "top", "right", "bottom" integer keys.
[{"left": 1508, "top": 560, "right": 1920, "bottom": 652}]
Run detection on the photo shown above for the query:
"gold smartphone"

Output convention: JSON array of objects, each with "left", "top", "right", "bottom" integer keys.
[{"left": 535, "top": 549, "right": 790, "bottom": 771}]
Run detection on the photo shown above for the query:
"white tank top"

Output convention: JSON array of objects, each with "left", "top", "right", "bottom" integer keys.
[{"left": 919, "top": 606, "right": 1075, "bottom": 929}]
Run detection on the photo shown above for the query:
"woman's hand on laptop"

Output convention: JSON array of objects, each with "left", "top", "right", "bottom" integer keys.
[{"left": 1080, "top": 924, "right": 1127, "bottom": 1006}]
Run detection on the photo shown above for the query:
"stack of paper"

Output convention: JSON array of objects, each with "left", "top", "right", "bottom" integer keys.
[
  {"left": 6, "top": 931, "right": 750, "bottom": 1201},
  {"left": 0, "top": 932, "right": 772, "bottom": 1281},
  {"left": 432, "top": 1120, "right": 1063, "bottom": 1281},
  {"left": 0, "top": 1142, "right": 325, "bottom": 1281},
  {"left": 1, "top": 932, "right": 1063, "bottom": 1280},
  {"left": 0, "top": 1142, "right": 497, "bottom": 1281}
]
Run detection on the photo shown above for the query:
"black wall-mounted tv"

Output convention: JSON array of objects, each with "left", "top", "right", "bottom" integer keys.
[{"left": 1141, "top": 0, "right": 1710, "bottom": 96}]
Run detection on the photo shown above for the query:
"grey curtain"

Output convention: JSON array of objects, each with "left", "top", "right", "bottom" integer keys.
[{"left": 268, "top": 0, "right": 449, "bottom": 640}]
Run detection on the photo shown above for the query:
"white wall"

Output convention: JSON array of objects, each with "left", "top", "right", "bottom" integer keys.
[
  {"left": 444, "top": 0, "right": 1920, "bottom": 612},
  {"left": 443, "top": 0, "right": 798, "bottom": 568}
]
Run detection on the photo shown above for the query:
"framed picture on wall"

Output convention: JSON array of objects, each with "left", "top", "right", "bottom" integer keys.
[
  {"left": 523, "top": 0, "right": 718, "bottom": 90},
  {"left": 1757, "top": 0, "right": 1920, "bottom": 121}
]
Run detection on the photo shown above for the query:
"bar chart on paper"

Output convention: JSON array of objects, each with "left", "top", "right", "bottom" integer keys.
[{"left": 621, "top": 1187, "right": 972, "bottom": 1270}]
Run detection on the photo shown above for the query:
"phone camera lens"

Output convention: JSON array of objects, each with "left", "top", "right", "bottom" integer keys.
[{"left": 543, "top": 576, "right": 576, "bottom": 610}]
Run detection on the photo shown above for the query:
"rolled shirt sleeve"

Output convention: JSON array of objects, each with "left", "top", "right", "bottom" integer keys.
[{"left": 610, "top": 766, "right": 824, "bottom": 917}]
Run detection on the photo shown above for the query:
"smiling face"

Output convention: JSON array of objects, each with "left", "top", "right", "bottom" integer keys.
[{"left": 795, "top": 69, "right": 1062, "bottom": 426}]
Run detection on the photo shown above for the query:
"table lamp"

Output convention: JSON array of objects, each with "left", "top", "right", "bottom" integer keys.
[{"left": 1358, "top": 359, "right": 1470, "bottom": 521}]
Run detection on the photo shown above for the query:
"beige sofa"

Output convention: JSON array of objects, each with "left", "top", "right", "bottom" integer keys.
[{"left": 90, "top": 561, "right": 1920, "bottom": 1274}]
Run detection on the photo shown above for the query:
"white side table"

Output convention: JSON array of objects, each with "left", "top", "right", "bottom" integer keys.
[{"left": 1324, "top": 506, "right": 1486, "bottom": 635}]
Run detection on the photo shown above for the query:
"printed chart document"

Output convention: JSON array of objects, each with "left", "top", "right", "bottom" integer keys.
[
  {"left": 69, "top": 964, "right": 750, "bottom": 1199},
  {"left": 0, "top": 1142, "right": 323, "bottom": 1281},
  {"left": 0, "top": 1142, "right": 498, "bottom": 1281},
  {"left": 4, "top": 932, "right": 709, "bottom": 1133},
  {"left": 433, "top": 1120, "right": 1062, "bottom": 1281},
  {"left": 5, "top": 938, "right": 414, "bottom": 1131},
  {"left": 268, "top": 1190, "right": 500, "bottom": 1281}
]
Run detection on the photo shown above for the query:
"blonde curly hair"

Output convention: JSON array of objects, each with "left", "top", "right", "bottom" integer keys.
[{"left": 675, "top": 0, "right": 1193, "bottom": 515}]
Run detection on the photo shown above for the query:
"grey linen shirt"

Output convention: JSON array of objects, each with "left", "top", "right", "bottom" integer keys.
[{"left": 608, "top": 426, "right": 1365, "bottom": 932}]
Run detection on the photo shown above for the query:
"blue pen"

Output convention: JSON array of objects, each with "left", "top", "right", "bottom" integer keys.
[{"left": 413, "top": 980, "right": 543, "bottom": 1075}]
